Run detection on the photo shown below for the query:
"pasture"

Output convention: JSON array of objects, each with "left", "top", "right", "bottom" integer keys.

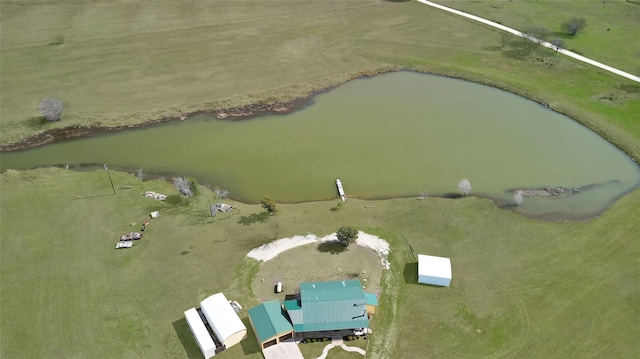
[
  {"left": 1, "top": 167, "right": 639, "bottom": 358},
  {"left": 2, "top": 1, "right": 640, "bottom": 358}
]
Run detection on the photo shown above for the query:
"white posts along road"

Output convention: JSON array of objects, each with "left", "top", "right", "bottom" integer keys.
[{"left": 416, "top": 0, "right": 640, "bottom": 83}]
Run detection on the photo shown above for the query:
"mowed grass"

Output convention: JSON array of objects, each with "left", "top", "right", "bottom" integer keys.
[
  {"left": 2, "top": 167, "right": 639, "bottom": 358},
  {"left": 1, "top": 1, "right": 639, "bottom": 160}
]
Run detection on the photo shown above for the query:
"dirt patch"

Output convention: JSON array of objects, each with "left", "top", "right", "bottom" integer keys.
[{"left": 248, "top": 232, "right": 390, "bottom": 302}]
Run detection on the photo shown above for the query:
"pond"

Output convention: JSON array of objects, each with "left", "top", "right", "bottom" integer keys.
[{"left": 2, "top": 72, "right": 639, "bottom": 219}]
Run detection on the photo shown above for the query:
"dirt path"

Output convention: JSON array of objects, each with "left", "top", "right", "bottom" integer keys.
[
  {"left": 417, "top": 0, "right": 640, "bottom": 83},
  {"left": 247, "top": 232, "right": 391, "bottom": 269}
]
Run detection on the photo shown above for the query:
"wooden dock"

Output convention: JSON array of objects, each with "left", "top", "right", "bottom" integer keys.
[{"left": 336, "top": 179, "right": 346, "bottom": 201}]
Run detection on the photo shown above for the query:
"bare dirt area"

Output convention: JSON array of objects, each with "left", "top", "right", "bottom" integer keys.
[{"left": 248, "top": 232, "right": 390, "bottom": 302}]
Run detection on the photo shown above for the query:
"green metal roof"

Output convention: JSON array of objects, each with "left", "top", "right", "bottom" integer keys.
[
  {"left": 364, "top": 292, "right": 378, "bottom": 306},
  {"left": 300, "top": 279, "right": 364, "bottom": 302},
  {"left": 248, "top": 300, "right": 293, "bottom": 343},
  {"left": 287, "top": 279, "right": 369, "bottom": 332},
  {"left": 283, "top": 299, "right": 301, "bottom": 311}
]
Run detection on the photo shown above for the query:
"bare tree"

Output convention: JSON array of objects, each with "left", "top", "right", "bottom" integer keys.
[
  {"left": 562, "top": 17, "right": 587, "bottom": 36},
  {"left": 136, "top": 168, "right": 145, "bottom": 181},
  {"left": 550, "top": 38, "right": 564, "bottom": 52},
  {"left": 517, "top": 25, "right": 551, "bottom": 55},
  {"left": 173, "top": 177, "right": 196, "bottom": 197},
  {"left": 458, "top": 179, "right": 472, "bottom": 196},
  {"left": 38, "top": 98, "right": 64, "bottom": 122},
  {"left": 513, "top": 190, "right": 524, "bottom": 206},
  {"left": 499, "top": 32, "right": 512, "bottom": 48},
  {"left": 214, "top": 188, "right": 229, "bottom": 199}
]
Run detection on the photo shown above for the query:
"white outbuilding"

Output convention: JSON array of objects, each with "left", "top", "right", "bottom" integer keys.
[
  {"left": 184, "top": 307, "right": 217, "bottom": 359},
  {"left": 200, "top": 293, "right": 247, "bottom": 349},
  {"left": 417, "top": 254, "right": 452, "bottom": 287}
]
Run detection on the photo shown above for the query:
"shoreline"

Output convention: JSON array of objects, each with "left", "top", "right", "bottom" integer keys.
[
  {"left": 2, "top": 67, "right": 638, "bottom": 164},
  {"left": 12, "top": 162, "right": 640, "bottom": 223}
]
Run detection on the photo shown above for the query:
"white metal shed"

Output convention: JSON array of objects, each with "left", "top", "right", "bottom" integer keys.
[
  {"left": 184, "top": 307, "right": 216, "bottom": 359},
  {"left": 200, "top": 293, "right": 247, "bottom": 349},
  {"left": 418, "top": 254, "right": 452, "bottom": 287}
]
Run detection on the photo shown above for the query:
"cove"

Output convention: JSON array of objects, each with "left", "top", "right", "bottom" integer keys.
[{"left": 2, "top": 71, "right": 639, "bottom": 219}]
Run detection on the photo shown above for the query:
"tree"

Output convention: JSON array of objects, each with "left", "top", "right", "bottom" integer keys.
[
  {"left": 523, "top": 25, "right": 551, "bottom": 44},
  {"left": 214, "top": 187, "right": 229, "bottom": 199},
  {"left": 458, "top": 179, "right": 472, "bottom": 196},
  {"left": 38, "top": 98, "right": 64, "bottom": 122},
  {"left": 261, "top": 195, "right": 278, "bottom": 215},
  {"left": 499, "top": 32, "right": 512, "bottom": 49},
  {"left": 517, "top": 25, "right": 551, "bottom": 55},
  {"left": 173, "top": 177, "right": 197, "bottom": 197},
  {"left": 336, "top": 226, "right": 358, "bottom": 247},
  {"left": 513, "top": 190, "right": 524, "bottom": 206},
  {"left": 550, "top": 38, "right": 564, "bottom": 51},
  {"left": 562, "top": 17, "right": 587, "bottom": 36}
]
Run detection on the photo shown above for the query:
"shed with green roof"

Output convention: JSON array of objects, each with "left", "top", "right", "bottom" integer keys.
[{"left": 247, "top": 300, "right": 294, "bottom": 350}]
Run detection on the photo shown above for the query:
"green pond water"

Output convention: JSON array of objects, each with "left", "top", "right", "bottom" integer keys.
[{"left": 2, "top": 72, "right": 639, "bottom": 219}]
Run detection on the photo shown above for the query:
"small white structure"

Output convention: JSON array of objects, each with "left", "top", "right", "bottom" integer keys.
[
  {"left": 418, "top": 254, "right": 452, "bottom": 287},
  {"left": 184, "top": 308, "right": 217, "bottom": 359},
  {"left": 200, "top": 293, "right": 247, "bottom": 349},
  {"left": 150, "top": 211, "right": 160, "bottom": 218},
  {"left": 336, "top": 179, "right": 346, "bottom": 201}
]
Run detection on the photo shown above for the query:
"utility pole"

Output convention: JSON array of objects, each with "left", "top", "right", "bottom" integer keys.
[{"left": 104, "top": 164, "right": 116, "bottom": 195}]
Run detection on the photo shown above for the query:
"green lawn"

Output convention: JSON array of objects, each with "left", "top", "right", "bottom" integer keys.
[
  {"left": 2, "top": 168, "right": 639, "bottom": 358},
  {"left": 1, "top": 1, "right": 639, "bottom": 160}
]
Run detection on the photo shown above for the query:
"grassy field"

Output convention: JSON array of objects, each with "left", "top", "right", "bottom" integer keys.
[
  {"left": 1, "top": 167, "right": 639, "bottom": 358},
  {"left": 1, "top": 1, "right": 639, "bottom": 160},
  {"left": 1, "top": 1, "right": 640, "bottom": 358},
  {"left": 439, "top": 0, "right": 640, "bottom": 74}
]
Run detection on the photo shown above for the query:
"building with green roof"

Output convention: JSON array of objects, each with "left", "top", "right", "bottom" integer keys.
[
  {"left": 283, "top": 279, "right": 377, "bottom": 336},
  {"left": 247, "top": 300, "right": 294, "bottom": 350}
]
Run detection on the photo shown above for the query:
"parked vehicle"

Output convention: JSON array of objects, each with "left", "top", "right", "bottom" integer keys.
[
  {"left": 120, "top": 232, "right": 142, "bottom": 241},
  {"left": 116, "top": 241, "right": 133, "bottom": 249}
]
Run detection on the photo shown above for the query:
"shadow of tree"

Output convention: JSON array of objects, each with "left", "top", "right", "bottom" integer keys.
[
  {"left": 237, "top": 212, "right": 269, "bottom": 226},
  {"left": 619, "top": 83, "right": 640, "bottom": 94},
  {"left": 317, "top": 241, "right": 348, "bottom": 254},
  {"left": 23, "top": 116, "right": 47, "bottom": 129},
  {"left": 502, "top": 49, "right": 527, "bottom": 60},
  {"left": 482, "top": 45, "right": 503, "bottom": 52},
  {"left": 441, "top": 192, "right": 464, "bottom": 199}
]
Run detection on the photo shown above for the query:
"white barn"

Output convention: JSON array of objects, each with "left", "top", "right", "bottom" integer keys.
[
  {"left": 418, "top": 254, "right": 452, "bottom": 287},
  {"left": 184, "top": 307, "right": 217, "bottom": 359},
  {"left": 200, "top": 293, "right": 247, "bottom": 349}
]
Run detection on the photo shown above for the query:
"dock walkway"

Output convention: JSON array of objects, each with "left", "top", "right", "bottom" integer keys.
[{"left": 336, "top": 179, "right": 346, "bottom": 201}]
